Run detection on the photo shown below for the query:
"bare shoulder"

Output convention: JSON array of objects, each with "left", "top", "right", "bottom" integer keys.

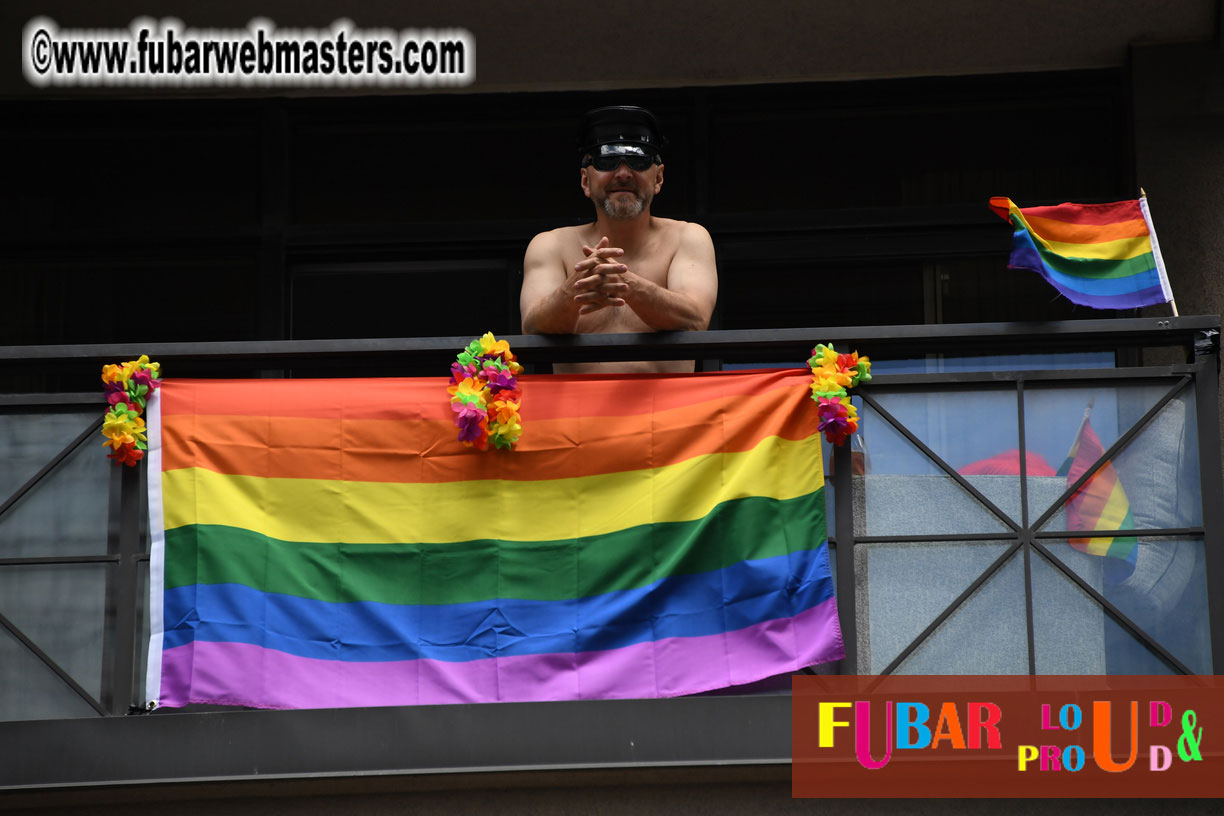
[
  {"left": 680, "top": 220, "right": 713, "bottom": 248},
  {"left": 524, "top": 227, "right": 584, "bottom": 276},
  {"left": 650, "top": 217, "right": 712, "bottom": 245},
  {"left": 525, "top": 226, "right": 576, "bottom": 257},
  {"left": 660, "top": 219, "right": 714, "bottom": 256}
]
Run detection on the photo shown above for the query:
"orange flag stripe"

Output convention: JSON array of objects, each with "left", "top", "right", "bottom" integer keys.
[
  {"left": 1022, "top": 214, "right": 1149, "bottom": 244},
  {"left": 159, "top": 369, "right": 807, "bottom": 422},
  {"left": 160, "top": 381, "right": 820, "bottom": 483}
]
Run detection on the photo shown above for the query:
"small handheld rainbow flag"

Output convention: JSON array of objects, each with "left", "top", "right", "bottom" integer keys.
[
  {"left": 1059, "top": 404, "right": 1137, "bottom": 581},
  {"left": 989, "top": 194, "right": 1175, "bottom": 312}
]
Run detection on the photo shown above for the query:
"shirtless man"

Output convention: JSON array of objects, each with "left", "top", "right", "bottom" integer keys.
[{"left": 520, "top": 106, "right": 718, "bottom": 373}]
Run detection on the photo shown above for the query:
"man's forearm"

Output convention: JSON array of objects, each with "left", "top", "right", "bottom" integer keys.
[
  {"left": 521, "top": 285, "right": 583, "bottom": 334},
  {"left": 622, "top": 272, "right": 709, "bottom": 331}
]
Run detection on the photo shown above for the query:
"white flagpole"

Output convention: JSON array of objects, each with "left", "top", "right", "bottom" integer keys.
[
  {"left": 1139, "top": 188, "right": 1178, "bottom": 316},
  {"left": 144, "top": 389, "right": 165, "bottom": 708}
]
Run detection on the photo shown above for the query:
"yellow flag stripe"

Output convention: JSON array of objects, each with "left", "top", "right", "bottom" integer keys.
[
  {"left": 1043, "top": 235, "right": 1153, "bottom": 261},
  {"left": 161, "top": 433, "right": 823, "bottom": 544}
]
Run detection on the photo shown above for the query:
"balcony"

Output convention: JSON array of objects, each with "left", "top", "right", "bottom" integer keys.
[{"left": 1, "top": 316, "right": 1221, "bottom": 801}]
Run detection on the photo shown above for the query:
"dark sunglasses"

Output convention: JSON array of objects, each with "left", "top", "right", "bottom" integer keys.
[{"left": 582, "top": 154, "right": 658, "bottom": 172}]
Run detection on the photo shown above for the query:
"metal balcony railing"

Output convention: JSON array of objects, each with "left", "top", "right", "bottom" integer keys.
[{"left": 0, "top": 316, "right": 1221, "bottom": 792}]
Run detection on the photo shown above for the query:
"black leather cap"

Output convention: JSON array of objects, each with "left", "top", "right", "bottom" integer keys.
[{"left": 579, "top": 106, "right": 665, "bottom": 161}]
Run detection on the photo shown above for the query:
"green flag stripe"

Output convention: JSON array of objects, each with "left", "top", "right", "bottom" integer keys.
[
  {"left": 164, "top": 489, "right": 826, "bottom": 606},
  {"left": 1030, "top": 238, "right": 1155, "bottom": 280}
]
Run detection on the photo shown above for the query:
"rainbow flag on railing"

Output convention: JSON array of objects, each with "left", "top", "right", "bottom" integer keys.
[
  {"left": 989, "top": 196, "right": 1173, "bottom": 310},
  {"left": 144, "top": 369, "right": 842, "bottom": 709}
]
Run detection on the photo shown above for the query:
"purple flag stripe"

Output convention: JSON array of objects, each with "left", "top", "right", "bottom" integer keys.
[{"left": 159, "top": 596, "right": 844, "bottom": 708}]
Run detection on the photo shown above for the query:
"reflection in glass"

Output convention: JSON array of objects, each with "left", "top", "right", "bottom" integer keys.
[
  {"left": 1039, "top": 540, "right": 1209, "bottom": 674},
  {"left": 1036, "top": 389, "right": 1201, "bottom": 534},
  {"left": 1023, "top": 382, "right": 1179, "bottom": 523},
  {"left": 870, "top": 389, "right": 1019, "bottom": 480},
  {"left": 1111, "top": 393, "right": 1201, "bottom": 530},
  {"left": 859, "top": 540, "right": 1011, "bottom": 673},
  {"left": 894, "top": 553, "right": 1028, "bottom": 674},
  {"left": 856, "top": 401, "right": 1013, "bottom": 535}
]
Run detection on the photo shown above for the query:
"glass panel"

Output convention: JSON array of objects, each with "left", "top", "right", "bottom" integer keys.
[
  {"left": 858, "top": 540, "right": 1012, "bottom": 674},
  {"left": 866, "top": 352, "right": 1114, "bottom": 375},
  {"left": 870, "top": 389, "right": 1019, "bottom": 480},
  {"left": 1023, "top": 382, "right": 1174, "bottom": 522},
  {"left": 0, "top": 435, "right": 111, "bottom": 557},
  {"left": 1031, "top": 547, "right": 1108, "bottom": 674},
  {"left": 0, "top": 564, "right": 108, "bottom": 699},
  {"left": 0, "top": 623, "right": 99, "bottom": 722},
  {"left": 1039, "top": 540, "right": 1209, "bottom": 674},
  {"left": 893, "top": 552, "right": 1028, "bottom": 674},
  {"left": 1112, "top": 392, "right": 1201, "bottom": 529},
  {"left": 1031, "top": 551, "right": 1176, "bottom": 675},
  {"left": 855, "top": 400, "right": 1012, "bottom": 536},
  {"left": 0, "top": 409, "right": 97, "bottom": 501},
  {"left": 1037, "top": 389, "right": 1201, "bottom": 533}
]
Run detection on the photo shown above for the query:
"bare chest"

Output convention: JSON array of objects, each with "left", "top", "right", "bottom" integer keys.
[
  {"left": 566, "top": 234, "right": 679, "bottom": 333},
  {"left": 564, "top": 236, "right": 677, "bottom": 288}
]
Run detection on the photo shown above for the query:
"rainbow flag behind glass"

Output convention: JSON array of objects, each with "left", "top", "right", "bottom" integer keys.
[
  {"left": 989, "top": 196, "right": 1173, "bottom": 310},
  {"left": 143, "top": 369, "right": 843, "bottom": 709},
  {"left": 1060, "top": 415, "right": 1138, "bottom": 579}
]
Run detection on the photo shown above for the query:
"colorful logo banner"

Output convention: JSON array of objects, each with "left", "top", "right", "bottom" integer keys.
[{"left": 794, "top": 676, "right": 1218, "bottom": 797}]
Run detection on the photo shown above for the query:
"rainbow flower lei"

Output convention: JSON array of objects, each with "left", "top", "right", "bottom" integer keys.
[
  {"left": 447, "top": 333, "right": 523, "bottom": 450},
  {"left": 808, "top": 344, "right": 871, "bottom": 446},
  {"left": 100, "top": 355, "right": 162, "bottom": 466}
]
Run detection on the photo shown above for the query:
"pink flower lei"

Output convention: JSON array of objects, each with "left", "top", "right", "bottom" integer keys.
[
  {"left": 100, "top": 355, "right": 162, "bottom": 466},
  {"left": 446, "top": 333, "right": 524, "bottom": 451},
  {"left": 807, "top": 344, "right": 871, "bottom": 446}
]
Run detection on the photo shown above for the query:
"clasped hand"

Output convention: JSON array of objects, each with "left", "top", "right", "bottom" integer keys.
[{"left": 571, "top": 236, "right": 630, "bottom": 315}]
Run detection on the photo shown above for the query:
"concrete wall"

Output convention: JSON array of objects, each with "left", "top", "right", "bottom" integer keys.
[
  {"left": 1133, "top": 38, "right": 1224, "bottom": 451},
  {"left": 1134, "top": 39, "right": 1224, "bottom": 319}
]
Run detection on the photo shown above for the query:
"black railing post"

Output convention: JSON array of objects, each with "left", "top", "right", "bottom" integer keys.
[
  {"left": 833, "top": 438, "right": 857, "bottom": 674},
  {"left": 102, "top": 462, "right": 143, "bottom": 714},
  {"left": 1193, "top": 351, "right": 1224, "bottom": 672}
]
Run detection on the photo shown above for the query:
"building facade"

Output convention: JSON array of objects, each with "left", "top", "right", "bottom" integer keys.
[{"left": 2, "top": 1, "right": 1223, "bottom": 811}]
